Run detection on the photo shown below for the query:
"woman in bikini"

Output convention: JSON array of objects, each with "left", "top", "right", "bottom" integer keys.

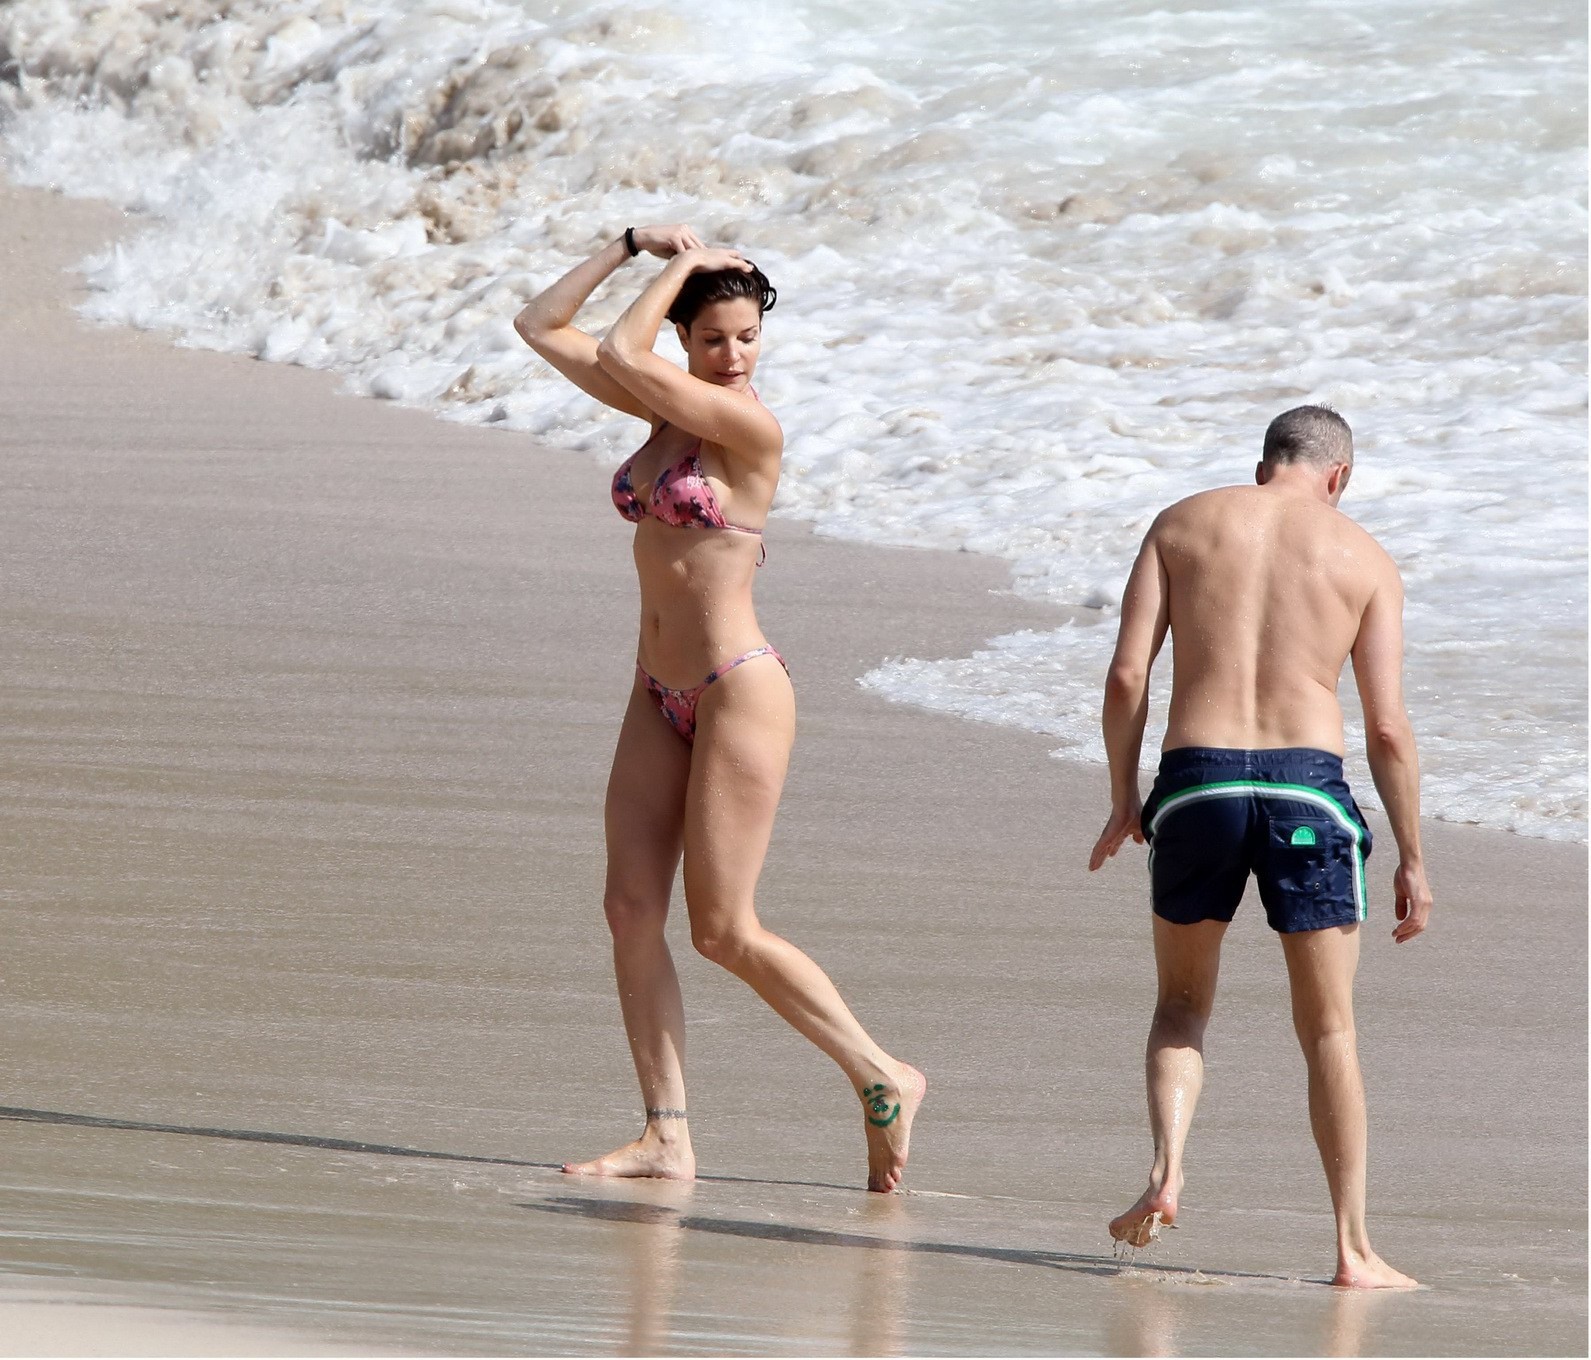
[{"left": 514, "top": 223, "right": 925, "bottom": 1192}]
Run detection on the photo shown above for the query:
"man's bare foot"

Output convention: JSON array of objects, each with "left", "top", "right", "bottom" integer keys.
[
  {"left": 861, "top": 1064, "right": 926, "bottom": 1193},
  {"left": 562, "top": 1125, "right": 695, "bottom": 1180},
  {"left": 1334, "top": 1248, "right": 1419, "bottom": 1289},
  {"left": 1109, "top": 1177, "right": 1180, "bottom": 1248}
]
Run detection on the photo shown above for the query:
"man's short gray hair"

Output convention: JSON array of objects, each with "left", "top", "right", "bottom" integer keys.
[{"left": 1262, "top": 405, "right": 1354, "bottom": 467}]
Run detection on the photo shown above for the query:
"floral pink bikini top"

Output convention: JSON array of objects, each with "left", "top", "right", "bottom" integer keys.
[{"left": 611, "top": 424, "right": 766, "bottom": 557}]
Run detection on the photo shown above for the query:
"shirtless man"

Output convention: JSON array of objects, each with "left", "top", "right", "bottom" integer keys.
[{"left": 1088, "top": 405, "right": 1433, "bottom": 1290}]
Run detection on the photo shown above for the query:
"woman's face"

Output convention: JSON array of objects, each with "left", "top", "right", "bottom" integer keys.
[{"left": 678, "top": 297, "right": 763, "bottom": 391}]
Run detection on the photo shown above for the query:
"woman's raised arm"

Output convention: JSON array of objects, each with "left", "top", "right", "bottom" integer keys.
[
  {"left": 596, "top": 247, "right": 781, "bottom": 462},
  {"left": 515, "top": 224, "right": 704, "bottom": 420}
]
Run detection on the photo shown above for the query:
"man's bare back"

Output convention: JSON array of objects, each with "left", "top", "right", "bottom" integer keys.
[
  {"left": 1088, "top": 405, "right": 1432, "bottom": 1290},
  {"left": 1152, "top": 484, "right": 1398, "bottom": 754}
]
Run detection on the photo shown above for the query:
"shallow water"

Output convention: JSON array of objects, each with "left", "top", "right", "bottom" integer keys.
[{"left": 0, "top": 0, "right": 1585, "bottom": 837}]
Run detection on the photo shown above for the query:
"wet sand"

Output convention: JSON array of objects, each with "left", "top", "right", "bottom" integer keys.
[{"left": 0, "top": 180, "right": 1585, "bottom": 1356}]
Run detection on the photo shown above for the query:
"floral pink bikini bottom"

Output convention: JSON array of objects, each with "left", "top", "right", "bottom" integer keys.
[{"left": 638, "top": 645, "right": 788, "bottom": 745}]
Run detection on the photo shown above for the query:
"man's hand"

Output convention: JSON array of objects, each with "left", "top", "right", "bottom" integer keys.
[
  {"left": 1391, "top": 860, "right": 1432, "bottom": 942},
  {"left": 1089, "top": 799, "right": 1145, "bottom": 871}
]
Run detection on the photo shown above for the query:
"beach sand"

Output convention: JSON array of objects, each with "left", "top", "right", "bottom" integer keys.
[{"left": 0, "top": 180, "right": 1584, "bottom": 1356}]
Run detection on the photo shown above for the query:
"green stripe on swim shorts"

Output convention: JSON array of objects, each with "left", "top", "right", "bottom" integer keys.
[{"left": 1148, "top": 781, "right": 1367, "bottom": 922}]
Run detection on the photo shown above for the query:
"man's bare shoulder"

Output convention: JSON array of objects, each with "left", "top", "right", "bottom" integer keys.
[
  {"left": 1323, "top": 504, "right": 1401, "bottom": 578},
  {"left": 1156, "top": 487, "right": 1390, "bottom": 546},
  {"left": 1287, "top": 499, "right": 1405, "bottom": 608},
  {"left": 1146, "top": 485, "right": 1251, "bottom": 534}
]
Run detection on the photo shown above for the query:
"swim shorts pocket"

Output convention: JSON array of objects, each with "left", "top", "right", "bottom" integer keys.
[
  {"left": 1260, "top": 814, "right": 1361, "bottom": 930},
  {"left": 1265, "top": 816, "right": 1340, "bottom": 888}
]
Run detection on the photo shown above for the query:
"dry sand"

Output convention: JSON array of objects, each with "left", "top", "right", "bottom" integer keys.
[{"left": 0, "top": 180, "right": 1584, "bottom": 1356}]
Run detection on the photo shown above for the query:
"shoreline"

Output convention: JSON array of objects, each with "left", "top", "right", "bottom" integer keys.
[
  {"left": 1, "top": 179, "right": 1584, "bottom": 1355},
  {"left": 19, "top": 183, "right": 1584, "bottom": 852}
]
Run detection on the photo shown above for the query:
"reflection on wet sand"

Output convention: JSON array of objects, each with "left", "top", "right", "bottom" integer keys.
[
  {"left": 518, "top": 1188, "right": 1292, "bottom": 1285},
  {"left": 509, "top": 1183, "right": 691, "bottom": 1355},
  {"left": 1324, "top": 1286, "right": 1379, "bottom": 1357},
  {"left": 519, "top": 1181, "right": 1336, "bottom": 1358},
  {"left": 1102, "top": 1255, "right": 1389, "bottom": 1357},
  {"left": 1107, "top": 1274, "right": 1183, "bottom": 1356},
  {"left": 0, "top": 1104, "right": 1429, "bottom": 1358},
  {"left": 614, "top": 1183, "right": 690, "bottom": 1358},
  {"left": 526, "top": 1182, "right": 917, "bottom": 1357},
  {"left": 846, "top": 1195, "right": 911, "bottom": 1358}
]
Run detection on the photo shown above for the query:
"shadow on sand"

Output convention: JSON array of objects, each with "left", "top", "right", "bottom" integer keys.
[
  {"left": 3, "top": 1103, "right": 1319, "bottom": 1293},
  {"left": 517, "top": 1191, "right": 1303, "bottom": 1287},
  {"left": 0, "top": 1103, "right": 550, "bottom": 1169},
  {"left": 0, "top": 1103, "right": 885, "bottom": 1192}
]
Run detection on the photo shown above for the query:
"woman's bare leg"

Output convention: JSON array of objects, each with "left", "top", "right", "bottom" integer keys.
[
  {"left": 564, "top": 680, "right": 695, "bottom": 1179},
  {"left": 683, "top": 657, "right": 925, "bottom": 1192}
]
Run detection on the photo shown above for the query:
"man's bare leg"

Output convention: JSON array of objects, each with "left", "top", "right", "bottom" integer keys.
[
  {"left": 1111, "top": 916, "right": 1228, "bottom": 1247},
  {"left": 1280, "top": 924, "right": 1417, "bottom": 1289}
]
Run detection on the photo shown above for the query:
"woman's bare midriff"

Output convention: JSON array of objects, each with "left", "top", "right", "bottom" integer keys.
[{"left": 632, "top": 521, "right": 769, "bottom": 685}]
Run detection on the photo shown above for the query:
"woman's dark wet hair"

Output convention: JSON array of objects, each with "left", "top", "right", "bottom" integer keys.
[{"left": 667, "top": 264, "right": 777, "bottom": 330}]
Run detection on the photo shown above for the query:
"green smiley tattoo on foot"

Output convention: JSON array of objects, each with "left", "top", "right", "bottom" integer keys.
[{"left": 862, "top": 1083, "right": 900, "bottom": 1127}]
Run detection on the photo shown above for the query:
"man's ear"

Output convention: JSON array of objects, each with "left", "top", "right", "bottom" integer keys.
[{"left": 1255, "top": 459, "right": 1270, "bottom": 485}]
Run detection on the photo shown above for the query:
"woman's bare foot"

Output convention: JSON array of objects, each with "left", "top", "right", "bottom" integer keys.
[
  {"left": 1109, "top": 1175, "right": 1180, "bottom": 1248},
  {"left": 562, "top": 1121, "right": 695, "bottom": 1180},
  {"left": 860, "top": 1064, "right": 927, "bottom": 1193},
  {"left": 1334, "top": 1247, "right": 1419, "bottom": 1289}
]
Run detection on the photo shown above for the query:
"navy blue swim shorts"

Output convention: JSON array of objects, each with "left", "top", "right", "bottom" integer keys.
[{"left": 1140, "top": 747, "right": 1373, "bottom": 934}]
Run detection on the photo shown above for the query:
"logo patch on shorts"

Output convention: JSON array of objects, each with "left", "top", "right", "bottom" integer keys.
[{"left": 1289, "top": 826, "right": 1318, "bottom": 847}]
